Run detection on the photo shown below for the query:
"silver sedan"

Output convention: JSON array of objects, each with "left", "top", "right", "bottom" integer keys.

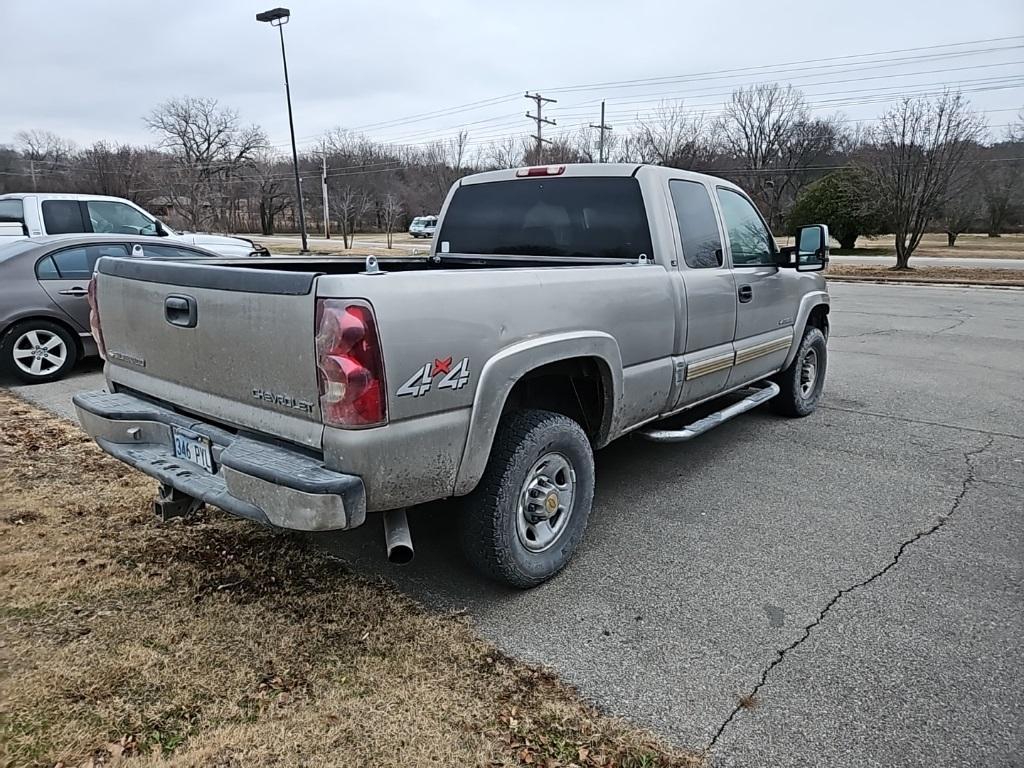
[{"left": 0, "top": 234, "right": 224, "bottom": 383}]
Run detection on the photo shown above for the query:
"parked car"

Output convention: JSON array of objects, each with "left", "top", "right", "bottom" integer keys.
[
  {"left": 0, "top": 193, "right": 270, "bottom": 257},
  {"left": 0, "top": 234, "right": 225, "bottom": 383},
  {"left": 75, "top": 163, "right": 830, "bottom": 587},
  {"left": 408, "top": 215, "right": 437, "bottom": 238}
]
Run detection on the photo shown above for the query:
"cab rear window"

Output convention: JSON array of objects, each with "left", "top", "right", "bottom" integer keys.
[
  {"left": 436, "top": 177, "right": 653, "bottom": 260},
  {"left": 0, "top": 199, "right": 24, "bottom": 222}
]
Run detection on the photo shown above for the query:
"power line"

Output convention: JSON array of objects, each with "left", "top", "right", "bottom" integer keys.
[{"left": 539, "top": 36, "right": 1024, "bottom": 94}]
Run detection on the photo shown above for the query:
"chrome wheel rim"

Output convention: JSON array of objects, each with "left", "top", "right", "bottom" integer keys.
[
  {"left": 799, "top": 348, "right": 818, "bottom": 398},
  {"left": 12, "top": 329, "right": 67, "bottom": 377},
  {"left": 516, "top": 452, "right": 576, "bottom": 553}
]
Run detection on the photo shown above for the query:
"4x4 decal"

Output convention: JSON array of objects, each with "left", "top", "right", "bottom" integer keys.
[{"left": 397, "top": 356, "right": 471, "bottom": 398}]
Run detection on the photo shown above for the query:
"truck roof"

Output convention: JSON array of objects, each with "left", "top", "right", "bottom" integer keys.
[
  {"left": 0, "top": 192, "right": 140, "bottom": 203},
  {"left": 458, "top": 162, "right": 742, "bottom": 191}
]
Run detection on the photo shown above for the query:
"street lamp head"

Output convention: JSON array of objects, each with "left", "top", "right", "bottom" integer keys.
[{"left": 256, "top": 7, "right": 290, "bottom": 25}]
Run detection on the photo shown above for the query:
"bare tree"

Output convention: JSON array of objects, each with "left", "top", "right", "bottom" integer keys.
[
  {"left": 978, "top": 116, "right": 1023, "bottom": 237},
  {"left": 77, "top": 142, "right": 155, "bottom": 204},
  {"left": 484, "top": 135, "right": 526, "bottom": 169},
  {"left": 245, "top": 150, "right": 292, "bottom": 235},
  {"left": 381, "top": 192, "right": 403, "bottom": 248},
  {"left": 717, "top": 85, "right": 842, "bottom": 228},
  {"left": 636, "top": 101, "right": 710, "bottom": 168},
  {"left": 145, "top": 97, "right": 266, "bottom": 230},
  {"left": 939, "top": 176, "right": 983, "bottom": 246},
  {"left": 330, "top": 185, "right": 371, "bottom": 248},
  {"left": 15, "top": 129, "right": 76, "bottom": 191},
  {"left": 865, "top": 92, "right": 985, "bottom": 268},
  {"left": 424, "top": 130, "right": 469, "bottom": 195}
]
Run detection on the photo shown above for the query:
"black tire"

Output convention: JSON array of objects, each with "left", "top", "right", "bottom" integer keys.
[
  {"left": 458, "top": 409, "right": 595, "bottom": 588},
  {"left": 0, "top": 319, "right": 78, "bottom": 384},
  {"left": 772, "top": 326, "right": 827, "bottom": 417}
]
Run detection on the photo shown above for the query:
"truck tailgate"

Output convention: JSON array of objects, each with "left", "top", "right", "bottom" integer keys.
[{"left": 94, "top": 257, "right": 324, "bottom": 449}]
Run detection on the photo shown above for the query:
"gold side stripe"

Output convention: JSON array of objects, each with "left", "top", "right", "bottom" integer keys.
[
  {"left": 686, "top": 353, "right": 735, "bottom": 380},
  {"left": 735, "top": 336, "right": 793, "bottom": 365},
  {"left": 685, "top": 335, "right": 794, "bottom": 380}
]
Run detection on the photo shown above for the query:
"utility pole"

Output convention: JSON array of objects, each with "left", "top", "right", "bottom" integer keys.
[
  {"left": 29, "top": 158, "right": 37, "bottom": 191},
  {"left": 525, "top": 92, "right": 556, "bottom": 163},
  {"left": 589, "top": 100, "right": 613, "bottom": 163},
  {"left": 321, "top": 155, "right": 330, "bottom": 239}
]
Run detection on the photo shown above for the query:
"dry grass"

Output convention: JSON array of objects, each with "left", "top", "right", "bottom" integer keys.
[
  {"left": 774, "top": 232, "right": 1024, "bottom": 260},
  {"left": 0, "top": 393, "right": 701, "bottom": 768},
  {"left": 826, "top": 264, "right": 1024, "bottom": 286}
]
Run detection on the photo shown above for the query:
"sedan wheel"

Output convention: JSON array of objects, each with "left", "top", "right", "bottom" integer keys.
[
  {"left": 1, "top": 321, "right": 77, "bottom": 383},
  {"left": 13, "top": 329, "right": 68, "bottom": 377}
]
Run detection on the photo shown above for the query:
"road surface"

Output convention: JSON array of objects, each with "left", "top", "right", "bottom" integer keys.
[{"left": 6, "top": 283, "right": 1023, "bottom": 767}]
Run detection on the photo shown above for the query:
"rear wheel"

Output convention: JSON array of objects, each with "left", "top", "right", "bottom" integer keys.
[
  {"left": 458, "top": 409, "right": 595, "bottom": 588},
  {"left": 1, "top": 320, "right": 78, "bottom": 384},
  {"left": 772, "top": 326, "right": 827, "bottom": 417}
]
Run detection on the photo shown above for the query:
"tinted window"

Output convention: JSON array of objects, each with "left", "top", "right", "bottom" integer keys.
[
  {"left": 42, "top": 200, "right": 88, "bottom": 234},
  {"left": 51, "top": 244, "right": 129, "bottom": 279},
  {"left": 86, "top": 201, "right": 156, "bottom": 235},
  {"left": 141, "top": 244, "right": 209, "bottom": 259},
  {"left": 35, "top": 255, "right": 59, "bottom": 279},
  {"left": 437, "top": 177, "right": 653, "bottom": 260},
  {"left": 0, "top": 199, "right": 24, "bottom": 222},
  {"left": 716, "top": 188, "right": 775, "bottom": 267},
  {"left": 669, "top": 180, "right": 723, "bottom": 269}
]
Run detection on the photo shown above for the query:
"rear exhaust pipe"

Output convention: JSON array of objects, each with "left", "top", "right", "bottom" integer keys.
[{"left": 382, "top": 509, "right": 414, "bottom": 565}]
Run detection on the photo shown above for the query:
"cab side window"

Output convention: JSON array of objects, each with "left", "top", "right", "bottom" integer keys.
[
  {"left": 716, "top": 188, "right": 775, "bottom": 267},
  {"left": 86, "top": 201, "right": 156, "bottom": 235},
  {"left": 42, "top": 200, "right": 88, "bottom": 234},
  {"left": 669, "top": 180, "right": 723, "bottom": 269}
]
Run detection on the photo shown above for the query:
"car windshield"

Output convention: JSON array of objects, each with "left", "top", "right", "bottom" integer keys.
[{"left": 436, "top": 177, "right": 652, "bottom": 260}]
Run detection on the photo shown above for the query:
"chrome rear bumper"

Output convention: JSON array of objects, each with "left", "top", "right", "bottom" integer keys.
[{"left": 73, "top": 390, "right": 365, "bottom": 531}]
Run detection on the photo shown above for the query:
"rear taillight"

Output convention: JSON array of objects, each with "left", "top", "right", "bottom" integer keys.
[
  {"left": 516, "top": 165, "right": 566, "bottom": 177},
  {"left": 315, "top": 300, "right": 387, "bottom": 428},
  {"left": 87, "top": 277, "right": 106, "bottom": 360}
]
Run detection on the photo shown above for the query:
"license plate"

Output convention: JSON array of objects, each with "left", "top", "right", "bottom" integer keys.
[{"left": 172, "top": 427, "right": 214, "bottom": 473}]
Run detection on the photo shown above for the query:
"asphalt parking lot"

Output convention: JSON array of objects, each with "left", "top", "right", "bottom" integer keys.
[{"left": 6, "top": 281, "right": 1023, "bottom": 767}]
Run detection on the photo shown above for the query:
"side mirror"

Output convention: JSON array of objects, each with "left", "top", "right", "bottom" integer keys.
[
  {"left": 154, "top": 219, "right": 168, "bottom": 237},
  {"left": 780, "top": 224, "right": 829, "bottom": 271}
]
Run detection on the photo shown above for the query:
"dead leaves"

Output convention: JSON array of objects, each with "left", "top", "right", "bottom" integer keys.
[{"left": 53, "top": 734, "right": 139, "bottom": 768}]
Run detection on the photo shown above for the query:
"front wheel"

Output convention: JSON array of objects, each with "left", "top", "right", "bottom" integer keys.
[
  {"left": 458, "top": 409, "right": 595, "bottom": 588},
  {"left": 772, "top": 326, "right": 827, "bottom": 417}
]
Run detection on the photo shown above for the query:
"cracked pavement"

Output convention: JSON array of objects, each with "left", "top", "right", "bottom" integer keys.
[{"left": 8, "top": 282, "right": 1023, "bottom": 766}]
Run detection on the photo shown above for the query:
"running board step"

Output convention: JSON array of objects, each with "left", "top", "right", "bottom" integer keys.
[{"left": 640, "top": 382, "right": 780, "bottom": 443}]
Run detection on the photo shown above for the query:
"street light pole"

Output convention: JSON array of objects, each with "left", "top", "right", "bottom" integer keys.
[{"left": 257, "top": 7, "right": 308, "bottom": 253}]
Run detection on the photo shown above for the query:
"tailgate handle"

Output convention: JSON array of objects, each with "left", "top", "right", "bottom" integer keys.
[{"left": 165, "top": 295, "right": 197, "bottom": 328}]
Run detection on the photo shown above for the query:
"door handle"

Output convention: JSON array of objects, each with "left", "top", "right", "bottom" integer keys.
[
  {"left": 738, "top": 284, "right": 753, "bottom": 303},
  {"left": 165, "top": 294, "right": 198, "bottom": 328},
  {"left": 58, "top": 287, "right": 88, "bottom": 297}
]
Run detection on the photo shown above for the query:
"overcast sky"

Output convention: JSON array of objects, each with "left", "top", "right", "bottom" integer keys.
[{"left": 2, "top": 0, "right": 1022, "bottom": 153}]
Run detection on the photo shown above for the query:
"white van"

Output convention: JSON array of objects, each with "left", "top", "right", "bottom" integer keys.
[{"left": 0, "top": 193, "right": 268, "bottom": 257}]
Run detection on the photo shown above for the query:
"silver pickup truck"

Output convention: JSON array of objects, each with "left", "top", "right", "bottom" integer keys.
[{"left": 74, "top": 163, "right": 830, "bottom": 587}]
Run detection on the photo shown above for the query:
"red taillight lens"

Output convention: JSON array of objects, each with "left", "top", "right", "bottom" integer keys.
[
  {"left": 315, "top": 301, "right": 387, "bottom": 427},
  {"left": 516, "top": 165, "right": 566, "bottom": 177},
  {"left": 87, "top": 277, "right": 106, "bottom": 360}
]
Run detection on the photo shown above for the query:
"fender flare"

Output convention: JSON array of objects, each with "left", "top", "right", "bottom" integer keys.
[
  {"left": 453, "top": 331, "right": 623, "bottom": 495},
  {"left": 783, "top": 290, "right": 830, "bottom": 369}
]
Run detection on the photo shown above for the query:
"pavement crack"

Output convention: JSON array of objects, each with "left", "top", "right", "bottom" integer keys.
[
  {"left": 704, "top": 434, "right": 995, "bottom": 756},
  {"left": 819, "top": 405, "right": 1023, "bottom": 440}
]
